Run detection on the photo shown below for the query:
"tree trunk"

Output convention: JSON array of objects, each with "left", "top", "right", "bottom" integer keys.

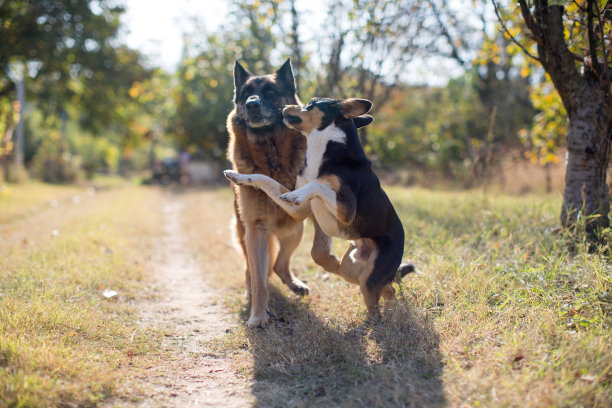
[
  {"left": 561, "top": 89, "right": 611, "bottom": 236},
  {"left": 530, "top": 4, "right": 612, "bottom": 239}
]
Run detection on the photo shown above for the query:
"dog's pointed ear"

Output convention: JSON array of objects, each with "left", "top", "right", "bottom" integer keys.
[
  {"left": 234, "top": 60, "right": 252, "bottom": 91},
  {"left": 353, "top": 115, "right": 374, "bottom": 129},
  {"left": 275, "top": 59, "right": 296, "bottom": 92},
  {"left": 340, "top": 98, "right": 372, "bottom": 118}
]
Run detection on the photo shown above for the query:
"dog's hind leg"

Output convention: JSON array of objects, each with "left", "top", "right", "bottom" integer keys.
[
  {"left": 233, "top": 197, "right": 252, "bottom": 302},
  {"left": 273, "top": 223, "right": 310, "bottom": 296},
  {"left": 360, "top": 281, "right": 384, "bottom": 318},
  {"left": 268, "top": 235, "right": 279, "bottom": 279},
  {"left": 245, "top": 224, "right": 271, "bottom": 327},
  {"left": 361, "top": 239, "right": 404, "bottom": 318},
  {"left": 310, "top": 217, "right": 340, "bottom": 273},
  {"left": 380, "top": 284, "right": 396, "bottom": 313},
  {"left": 333, "top": 239, "right": 386, "bottom": 317}
]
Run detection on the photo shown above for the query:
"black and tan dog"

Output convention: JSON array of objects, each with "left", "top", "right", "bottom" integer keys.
[
  {"left": 227, "top": 60, "right": 312, "bottom": 327},
  {"left": 225, "top": 97, "right": 413, "bottom": 317}
]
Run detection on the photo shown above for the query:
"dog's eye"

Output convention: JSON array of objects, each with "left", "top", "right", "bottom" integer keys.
[
  {"left": 241, "top": 86, "right": 253, "bottom": 98},
  {"left": 264, "top": 88, "right": 277, "bottom": 96}
]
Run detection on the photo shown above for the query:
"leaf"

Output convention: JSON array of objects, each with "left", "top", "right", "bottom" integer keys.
[
  {"left": 102, "top": 289, "right": 118, "bottom": 298},
  {"left": 580, "top": 375, "right": 596, "bottom": 383}
]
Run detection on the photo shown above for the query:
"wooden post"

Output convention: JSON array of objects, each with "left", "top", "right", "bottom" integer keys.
[{"left": 14, "top": 77, "right": 25, "bottom": 169}]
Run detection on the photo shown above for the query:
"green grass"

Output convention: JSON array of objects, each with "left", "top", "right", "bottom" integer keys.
[
  {"left": 0, "top": 183, "right": 164, "bottom": 407},
  {"left": 188, "top": 187, "right": 612, "bottom": 407}
]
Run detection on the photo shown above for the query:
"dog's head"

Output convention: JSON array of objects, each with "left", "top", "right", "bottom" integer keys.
[
  {"left": 233, "top": 59, "right": 299, "bottom": 129},
  {"left": 282, "top": 97, "right": 373, "bottom": 135}
]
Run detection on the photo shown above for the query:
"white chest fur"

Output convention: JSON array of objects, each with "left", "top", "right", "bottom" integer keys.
[
  {"left": 295, "top": 124, "right": 348, "bottom": 238},
  {"left": 299, "top": 125, "right": 346, "bottom": 185}
]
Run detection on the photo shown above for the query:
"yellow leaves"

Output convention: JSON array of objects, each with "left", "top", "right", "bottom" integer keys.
[
  {"left": 184, "top": 66, "right": 197, "bottom": 81},
  {"left": 543, "top": 153, "right": 560, "bottom": 165},
  {"left": 522, "top": 78, "right": 566, "bottom": 167},
  {"left": 520, "top": 67, "right": 530, "bottom": 78},
  {"left": 128, "top": 82, "right": 143, "bottom": 99},
  {"left": 49, "top": 130, "right": 62, "bottom": 141}
]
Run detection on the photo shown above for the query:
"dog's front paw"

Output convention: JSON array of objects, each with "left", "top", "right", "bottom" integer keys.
[
  {"left": 223, "top": 170, "right": 253, "bottom": 186},
  {"left": 280, "top": 191, "right": 303, "bottom": 205}
]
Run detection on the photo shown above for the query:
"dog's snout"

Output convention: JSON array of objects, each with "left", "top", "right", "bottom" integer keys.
[
  {"left": 245, "top": 96, "right": 261, "bottom": 111},
  {"left": 282, "top": 105, "right": 299, "bottom": 114}
]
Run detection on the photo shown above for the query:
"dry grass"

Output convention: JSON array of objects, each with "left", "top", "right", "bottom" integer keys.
[
  {"left": 0, "top": 183, "right": 164, "bottom": 407},
  {"left": 2, "top": 181, "right": 610, "bottom": 407},
  {"left": 182, "top": 186, "right": 611, "bottom": 407}
]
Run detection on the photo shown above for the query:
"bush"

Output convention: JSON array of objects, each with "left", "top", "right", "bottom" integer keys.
[
  {"left": 30, "top": 133, "right": 80, "bottom": 183},
  {"left": 74, "top": 134, "right": 119, "bottom": 179}
]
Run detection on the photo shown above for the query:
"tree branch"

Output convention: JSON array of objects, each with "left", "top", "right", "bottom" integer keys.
[
  {"left": 573, "top": 0, "right": 587, "bottom": 12},
  {"left": 518, "top": 0, "right": 543, "bottom": 43},
  {"left": 536, "top": 4, "right": 583, "bottom": 114},
  {"left": 492, "top": 0, "right": 542, "bottom": 62},
  {"left": 587, "top": 0, "right": 602, "bottom": 74},
  {"left": 429, "top": 0, "right": 466, "bottom": 67}
]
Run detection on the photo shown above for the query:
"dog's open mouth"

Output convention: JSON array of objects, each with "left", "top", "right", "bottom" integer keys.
[{"left": 245, "top": 114, "right": 274, "bottom": 128}]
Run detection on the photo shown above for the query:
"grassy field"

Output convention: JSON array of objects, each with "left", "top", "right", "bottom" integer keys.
[
  {"left": 0, "top": 182, "right": 164, "bottom": 407},
  {"left": 184, "top": 187, "right": 612, "bottom": 407},
  {"left": 1, "top": 181, "right": 610, "bottom": 407}
]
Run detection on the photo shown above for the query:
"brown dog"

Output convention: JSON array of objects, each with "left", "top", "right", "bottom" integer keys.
[{"left": 226, "top": 59, "right": 312, "bottom": 327}]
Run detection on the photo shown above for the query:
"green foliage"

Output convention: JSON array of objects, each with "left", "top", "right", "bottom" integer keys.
[
  {"left": 519, "top": 77, "right": 566, "bottom": 165},
  {"left": 29, "top": 132, "right": 79, "bottom": 183},
  {"left": 367, "top": 69, "right": 534, "bottom": 181},
  {"left": 73, "top": 134, "right": 119, "bottom": 179},
  {"left": 1, "top": 0, "right": 155, "bottom": 173},
  {"left": 169, "top": 36, "right": 236, "bottom": 161},
  {"left": 169, "top": 0, "right": 312, "bottom": 162}
]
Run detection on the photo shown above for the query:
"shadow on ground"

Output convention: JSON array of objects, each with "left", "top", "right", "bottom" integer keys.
[{"left": 243, "top": 286, "right": 445, "bottom": 407}]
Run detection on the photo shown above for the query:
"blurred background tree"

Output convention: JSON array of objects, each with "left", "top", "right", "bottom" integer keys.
[
  {"left": 1, "top": 0, "right": 154, "bottom": 181},
  {"left": 1, "top": 0, "right": 605, "bottom": 222}
]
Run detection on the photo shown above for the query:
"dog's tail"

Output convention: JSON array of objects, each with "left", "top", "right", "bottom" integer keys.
[{"left": 397, "top": 262, "right": 417, "bottom": 279}]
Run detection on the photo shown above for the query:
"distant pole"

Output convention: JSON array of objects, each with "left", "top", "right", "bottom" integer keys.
[
  {"left": 60, "top": 109, "right": 68, "bottom": 136},
  {"left": 14, "top": 77, "right": 25, "bottom": 168}
]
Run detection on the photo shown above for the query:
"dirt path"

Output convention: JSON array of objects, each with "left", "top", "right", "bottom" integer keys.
[{"left": 126, "top": 194, "right": 253, "bottom": 407}]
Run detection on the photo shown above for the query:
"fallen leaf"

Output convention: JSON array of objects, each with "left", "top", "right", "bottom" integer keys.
[
  {"left": 102, "top": 289, "right": 118, "bottom": 298},
  {"left": 580, "top": 375, "right": 596, "bottom": 383}
]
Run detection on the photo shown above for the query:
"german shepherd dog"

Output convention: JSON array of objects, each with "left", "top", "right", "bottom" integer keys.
[
  {"left": 225, "top": 97, "right": 414, "bottom": 317},
  {"left": 227, "top": 59, "right": 312, "bottom": 327}
]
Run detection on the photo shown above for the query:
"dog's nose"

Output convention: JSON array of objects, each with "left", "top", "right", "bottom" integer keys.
[{"left": 245, "top": 96, "right": 261, "bottom": 112}]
